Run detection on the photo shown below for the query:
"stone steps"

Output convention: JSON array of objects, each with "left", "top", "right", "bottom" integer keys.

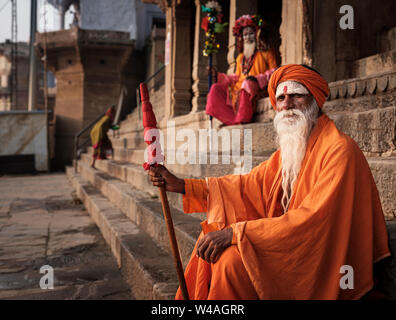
[
  {"left": 88, "top": 146, "right": 268, "bottom": 178},
  {"left": 74, "top": 159, "right": 201, "bottom": 267},
  {"left": 87, "top": 131, "right": 396, "bottom": 219},
  {"left": 110, "top": 131, "right": 146, "bottom": 149},
  {"left": 118, "top": 117, "right": 143, "bottom": 136},
  {"left": 116, "top": 106, "right": 396, "bottom": 158},
  {"left": 114, "top": 121, "right": 278, "bottom": 156},
  {"left": 84, "top": 145, "right": 395, "bottom": 220},
  {"left": 118, "top": 87, "right": 165, "bottom": 136},
  {"left": 65, "top": 167, "right": 179, "bottom": 299},
  {"left": 80, "top": 152, "right": 186, "bottom": 215}
]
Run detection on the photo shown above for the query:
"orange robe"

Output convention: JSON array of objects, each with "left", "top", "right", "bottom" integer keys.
[
  {"left": 176, "top": 114, "right": 390, "bottom": 300},
  {"left": 230, "top": 49, "right": 278, "bottom": 111}
]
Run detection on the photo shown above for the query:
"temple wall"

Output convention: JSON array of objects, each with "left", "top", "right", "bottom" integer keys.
[{"left": 312, "top": 0, "right": 396, "bottom": 81}]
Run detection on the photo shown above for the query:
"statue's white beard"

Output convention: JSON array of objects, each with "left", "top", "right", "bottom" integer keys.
[
  {"left": 243, "top": 41, "right": 256, "bottom": 59},
  {"left": 273, "top": 100, "right": 320, "bottom": 213}
]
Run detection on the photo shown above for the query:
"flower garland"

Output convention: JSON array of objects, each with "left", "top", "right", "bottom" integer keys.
[
  {"left": 201, "top": 1, "right": 228, "bottom": 56},
  {"left": 232, "top": 14, "right": 263, "bottom": 37},
  {"left": 232, "top": 14, "right": 263, "bottom": 53}
]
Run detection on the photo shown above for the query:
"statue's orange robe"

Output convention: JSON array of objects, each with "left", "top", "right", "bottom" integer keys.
[{"left": 175, "top": 114, "right": 390, "bottom": 300}]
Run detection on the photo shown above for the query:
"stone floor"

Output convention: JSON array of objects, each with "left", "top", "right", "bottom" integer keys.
[{"left": 0, "top": 173, "right": 133, "bottom": 300}]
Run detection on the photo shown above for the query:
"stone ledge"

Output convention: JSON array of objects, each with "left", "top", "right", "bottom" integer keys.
[
  {"left": 328, "top": 70, "right": 396, "bottom": 101},
  {"left": 352, "top": 50, "right": 396, "bottom": 78}
]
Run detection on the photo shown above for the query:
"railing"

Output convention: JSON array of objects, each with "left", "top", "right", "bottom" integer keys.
[
  {"left": 136, "top": 65, "right": 165, "bottom": 120},
  {"left": 73, "top": 111, "right": 106, "bottom": 172}
]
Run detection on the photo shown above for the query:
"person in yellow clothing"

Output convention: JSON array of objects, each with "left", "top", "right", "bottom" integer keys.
[
  {"left": 206, "top": 15, "right": 278, "bottom": 125},
  {"left": 90, "top": 105, "right": 116, "bottom": 168}
]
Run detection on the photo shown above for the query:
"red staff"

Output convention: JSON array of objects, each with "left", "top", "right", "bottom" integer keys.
[{"left": 140, "top": 83, "right": 189, "bottom": 300}]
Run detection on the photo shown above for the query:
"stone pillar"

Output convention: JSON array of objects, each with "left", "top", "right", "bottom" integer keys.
[
  {"left": 279, "top": 0, "right": 313, "bottom": 66},
  {"left": 191, "top": 0, "right": 209, "bottom": 113},
  {"left": 302, "top": 0, "right": 314, "bottom": 66},
  {"left": 227, "top": 0, "right": 258, "bottom": 74},
  {"left": 170, "top": 3, "right": 193, "bottom": 117}
]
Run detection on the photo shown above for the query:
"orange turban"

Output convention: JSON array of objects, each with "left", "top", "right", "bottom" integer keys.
[{"left": 268, "top": 64, "right": 330, "bottom": 109}]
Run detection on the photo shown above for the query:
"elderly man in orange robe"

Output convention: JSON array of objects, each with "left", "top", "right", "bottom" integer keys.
[
  {"left": 148, "top": 64, "right": 391, "bottom": 300},
  {"left": 205, "top": 15, "right": 278, "bottom": 125}
]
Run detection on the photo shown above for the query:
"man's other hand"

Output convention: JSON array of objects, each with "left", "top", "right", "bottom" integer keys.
[
  {"left": 148, "top": 164, "right": 185, "bottom": 193},
  {"left": 196, "top": 228, "right": 233, "bottom": 264}
]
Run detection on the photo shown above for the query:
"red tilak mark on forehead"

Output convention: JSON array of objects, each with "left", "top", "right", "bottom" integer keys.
[{"left": 283, "top": 86, "right": 288, "bottom": 93}]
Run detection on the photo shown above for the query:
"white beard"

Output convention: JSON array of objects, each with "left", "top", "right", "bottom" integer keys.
[
  {"left": 243, "top": 41, "right": 256, "bottom": 59},
  {"left": 273, "top": 100, "right": 320, "bottom": 213}
]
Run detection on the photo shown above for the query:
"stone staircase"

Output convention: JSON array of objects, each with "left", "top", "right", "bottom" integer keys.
[{"left": 66, "top": 72, "right": 396, "bottom": 299}]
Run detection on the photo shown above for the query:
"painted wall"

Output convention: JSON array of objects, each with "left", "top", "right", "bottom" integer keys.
[{"left": 0, "top": 111, "right": 48, "bottom": 171}]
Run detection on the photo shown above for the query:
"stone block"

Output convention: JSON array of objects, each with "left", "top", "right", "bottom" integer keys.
[
  {"left": 368, "top": 158, "right": 396, "bottom": 220},
  {"left": 329, "top": 107, "right": 396, "bottom": 155}
]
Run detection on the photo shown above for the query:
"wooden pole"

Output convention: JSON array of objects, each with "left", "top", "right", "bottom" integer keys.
[
  {"left": 208, "top": 53, "right": 213, "bottom": 152},
  {"left": 158, "top": 186, "right": 189, "bottom": 300},
  {"left": 140, "top": 82, "right": 189, "bottom": 300}
]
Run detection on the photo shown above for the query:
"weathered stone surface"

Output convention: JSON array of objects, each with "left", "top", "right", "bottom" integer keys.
[
  {"left": 352, "top": 49, "right": 396, "bottom": 78},
  {"left": 324, "top": 89, "right": 396, "bottom": 113},
  {"left": 0, "top": 174, "right": 132, "bottom": 300},
  {"left": 0, "top": 279, "right": 131, "bottom": 300},
  {"left": 0, "top": 112, "right": 49, "bottom": 171},
  {"left": 368, "top": 158, "right": 396, "bottom": 220},
  {"left": 329, "top": 107, "right": 396, "bottom": 155}
]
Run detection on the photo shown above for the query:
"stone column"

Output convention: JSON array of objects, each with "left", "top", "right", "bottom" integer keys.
[
  {"left": 170, "top": 3, "right": 193, "bottom": 117},
  {"left": 302, "top": 0, "right": 314, "bottom": 66},
  {"left": 227, "top": 0, "right": 258, "bottom": 74},
  {"left": 191, "top": 0, "right": 209, "bottom": 113},
  {"left": 279, "top": 0, "right": 314, "bottom": 66}
]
